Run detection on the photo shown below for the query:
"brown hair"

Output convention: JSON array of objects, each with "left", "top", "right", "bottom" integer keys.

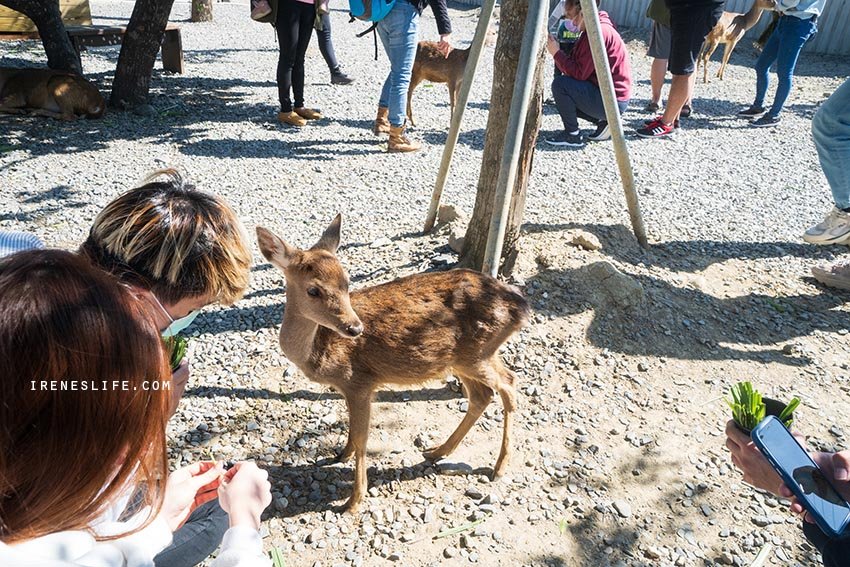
[
  {"left": 0, "top": 250, "right": 169, "bottom": 543},
  {"left": 80, "top": 169, "right": 252, "bottom": 306}
]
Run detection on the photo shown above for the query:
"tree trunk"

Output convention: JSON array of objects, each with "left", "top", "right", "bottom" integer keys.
[
  {"left": 110, "top": 0, "right": 176, "bottom": 108},
  {"left": 191, "top": 0, "right": 213, "bottom": 22},
  {"left": 459, "top": 0, "right": 545, "bottom": 276},
  {"left": 0, "top": 0, "right": 81, "bottom": 73}
]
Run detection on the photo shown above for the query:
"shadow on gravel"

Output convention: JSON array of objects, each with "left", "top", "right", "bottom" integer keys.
[
  {"left": 420, "top": 128, "right": 486, "bottom": 151},
  {"left": 1, "top": 185, "right": 89, "bottom": 223},
  {"left": 521, "top": 222, "right": 849, "bottom": 365}
]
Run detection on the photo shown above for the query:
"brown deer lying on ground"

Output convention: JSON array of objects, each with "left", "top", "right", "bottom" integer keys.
[
  {"left": 0, "top": 68, "right": 104, "bottom": 120},
  {"left": 257, "top": 216, "right": 530, "bottom": 512},
  {"left": 697, "top": 0, "right": 775, "bottom": 83},
  {"left": 407, "top": 42, "right": 470, "bottom": 127}
]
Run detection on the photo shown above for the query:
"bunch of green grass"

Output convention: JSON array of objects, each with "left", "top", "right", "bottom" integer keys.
[
  {"left": 727, "top": 381, "right": 765, "bottom": 431},
  {"left": 163, "top": 335, "right": 188, "bottom": 371},
  {"left": 727, "top": 381, "right": 799, "bottom": 431}
]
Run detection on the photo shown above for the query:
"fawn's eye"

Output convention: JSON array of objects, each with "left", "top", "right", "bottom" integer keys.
[{"left": 307, "top": 287, "right": 321, "bottom": 297}]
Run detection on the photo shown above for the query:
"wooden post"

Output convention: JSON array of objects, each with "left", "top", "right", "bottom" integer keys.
[
  {"left": 422, "top": 0, "right": 497, "bottom": 233},
  {"left": 481, "top": 0, "right": 548, "bottom": 277},
  {"left": 580, "top": 0, "right": 648, "bottom": 248}
]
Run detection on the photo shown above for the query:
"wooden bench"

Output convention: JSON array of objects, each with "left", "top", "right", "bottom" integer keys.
[{"left": 0, "top": 0, "right": 184, "bottom": 75}]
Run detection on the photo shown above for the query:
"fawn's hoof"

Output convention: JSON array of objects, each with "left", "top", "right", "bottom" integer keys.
[
  {"left": 342, "top": 496, "right": 363, "bottom": 514},
  {"left": 335, "top": 447, "right": 354, "bottom": 463},
  {"left": 421, "top": 446, "right": 445, "bottom": 461}
]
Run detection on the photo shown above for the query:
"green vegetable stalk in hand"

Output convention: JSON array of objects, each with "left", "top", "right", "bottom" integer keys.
[
  {"left": 726, "top": 381, "right": 799, "bottom": 432},
  {"left": 164, "top": 335, "right": 188, "bottom": 372}
]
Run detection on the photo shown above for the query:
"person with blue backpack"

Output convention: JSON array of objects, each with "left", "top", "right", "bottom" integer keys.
[{"left": 356, "top": 0, "right": 452, "bottom": 152}]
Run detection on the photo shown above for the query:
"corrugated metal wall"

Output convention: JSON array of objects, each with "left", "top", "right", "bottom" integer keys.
[{"left": 600, "top": 0, "right": 850, "bottom": 55}]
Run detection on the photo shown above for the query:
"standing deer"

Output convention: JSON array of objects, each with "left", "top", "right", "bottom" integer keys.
[
  {"left": 257, "top": 216, "right": 530, "bottom": 512},
  {"left": 407, "top": 42, "right": 470, "bottom": 127},
  {"left": 698, "top": 0, "right": 775, "bottom": 83}
]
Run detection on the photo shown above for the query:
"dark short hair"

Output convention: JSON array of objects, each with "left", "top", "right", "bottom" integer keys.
[{"left": 566, "top": 0, "right": 601, "bottom": 9}]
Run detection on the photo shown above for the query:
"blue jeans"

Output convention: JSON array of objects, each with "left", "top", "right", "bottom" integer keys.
[
  {"left": 551, "top": 74, "right": 628, "bottom": 133},
  {"left": 377, "top": 0, "right": 419, "bottom": 127},
  {"left": 812, "top": 78, "right": 850, "bottom": 210},
  {"left": 153, "top": 500, "right": 229, "bottom": 567},
  {"left": 753, "top": 15, "right": 817, "bottom": 118}
]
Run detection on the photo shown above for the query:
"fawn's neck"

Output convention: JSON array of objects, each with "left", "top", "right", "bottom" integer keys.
[
  {"left": 280, "top": 301, "right": 322, "bottom": 371},
  {"left": 743, "top": 6, "right": 765, "bottom": 27}
]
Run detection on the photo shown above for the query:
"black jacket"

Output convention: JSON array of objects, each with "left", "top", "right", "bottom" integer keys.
[{"left": 407, "top": 0, "right": 452, "bottom": 35}]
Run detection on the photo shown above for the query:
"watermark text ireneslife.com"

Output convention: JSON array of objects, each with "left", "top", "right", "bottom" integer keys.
[{"left": 31, "top": 381, "right": 171, "bottom": 391}]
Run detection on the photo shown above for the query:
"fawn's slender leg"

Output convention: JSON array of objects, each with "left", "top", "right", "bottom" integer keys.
[
  {"left": 702, "top": 42, "right": 720, "bottom": 84},
  {"left": 493, "top": 364, "right": 518, "bottom": 478},
  {"left": 344, "top": 390, "right": 372, "bottom": 513},
  {"left": 336, "top": 393, "right": 355, "bottom": 463},
  {"left": 423, "top": 379, "right": 492, "bottom": 461},
  {"left": 406, "top": 74, "right": 424, "bottom": 126},
  {"left": 718, "top": 41, "right": 736, "bottom": 80}
]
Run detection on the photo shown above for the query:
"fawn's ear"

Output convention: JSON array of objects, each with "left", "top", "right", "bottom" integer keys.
[
  {"left": 312, "top": 213, "right": 341, "bottom": 253},
  {"left": 256, "top": 226, "right": 298, "bottom": 268}
]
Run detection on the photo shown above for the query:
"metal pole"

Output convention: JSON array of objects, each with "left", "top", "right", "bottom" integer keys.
[
  {"left": 423, "top": 0, "right": 498, "bottom": 233},
  {"left": 481, "top": 0, "right": 548, "bottom": 277},
  {"left": 580, "top": 0, "right": 648, "bottom": 248}
]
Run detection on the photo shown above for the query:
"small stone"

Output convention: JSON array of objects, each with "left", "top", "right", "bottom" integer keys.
[
  {"left": 438, "top": 462, "right": 473, "bottom": 476},
  {"left": 370, "top": 237, "right": 392, "bottom": 248},
  {"left": 133, "top": 104, "right": 156, "bottom": 117},
  {"left": 644, "top": 547, "right": 662, "bottom": 560},
  {"left": 465, "top": 487, "right": 484, "bottom": 500},
  {"left": 612, "top": 500, "right": 632, "bottom": 518},
  {"left": 568, "top": 230, "right": 602, "bottom": 251},
  {"left": 444, "top": 546, "right": 458, "bottom": 558},
  {"left": 246, "top": 421, "right": 259, "bottom": 432}
]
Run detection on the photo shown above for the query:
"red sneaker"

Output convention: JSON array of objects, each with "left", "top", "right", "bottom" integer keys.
[
  {"left": 643, "top": 115, "right": 680, "bottom": 128},
  {"left": 637, "top": 117, "right": 676, "bottom": 138}
]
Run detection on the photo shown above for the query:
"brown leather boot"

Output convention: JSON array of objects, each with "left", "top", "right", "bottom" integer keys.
[
  {"left": 278, "top": 111, "right": 306, "bottom": 127},
  {"left": 294, "top": 107, "right": 323, "bottom": 120},
  {"left": 388, "top": 124, "right": 421, "bottom": 153},
  {"left": 373, "top": 106, "right": 390, "bottom": 135}
]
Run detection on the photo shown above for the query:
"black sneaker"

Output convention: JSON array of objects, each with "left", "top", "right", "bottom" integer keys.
[
  {"left": 750, "top": 114, "right": 780, "bottom": 128},
  {"left": 587, "top": 121, "right": 610, "bottom": 142},
  {"left": 546, "top": 131, "right": 585, "bottom": 147},
  {"left": 738, "top": 105, "right": 765, "bottom": 117},
  {"left": 331, "top": 68, "right": 354, "bottom": 85}
]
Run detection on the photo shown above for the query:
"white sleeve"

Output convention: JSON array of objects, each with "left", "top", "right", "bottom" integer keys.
[{"left": 209, "top": 526, "right": 271, "bottom": 567}]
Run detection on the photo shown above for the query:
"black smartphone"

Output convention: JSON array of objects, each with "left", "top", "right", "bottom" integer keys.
[{"left": 751, "top": 416, "right": 850, "bottom": 538}]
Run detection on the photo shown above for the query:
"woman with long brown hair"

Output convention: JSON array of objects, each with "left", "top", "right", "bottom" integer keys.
[{"left": 0, "top": 250, "right": 272, "bottom": 566}]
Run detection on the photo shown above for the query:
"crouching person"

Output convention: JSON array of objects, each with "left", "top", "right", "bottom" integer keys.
[
  {"left": 0, "top": 250, "right": 272, "bottom": 567},
  {"left": 545, "top": 0, "right": 632, "bottom": 148}
]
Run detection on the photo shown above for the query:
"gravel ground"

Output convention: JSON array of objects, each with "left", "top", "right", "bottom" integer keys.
[{"left": 2, "top": 2, "right": 850, "bottom": 566}]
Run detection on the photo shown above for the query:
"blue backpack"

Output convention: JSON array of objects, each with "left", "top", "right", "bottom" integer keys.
[
  {"left": 348, "top": 0, "right": 397, "bottom": 59},
  {"left": 349, "top": 0, "right": 396, "bottom": 22}
]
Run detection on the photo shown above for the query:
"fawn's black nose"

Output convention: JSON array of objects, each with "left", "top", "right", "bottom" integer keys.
[{"left": 345, "top": 323, "right": 363, "bottom": 337}]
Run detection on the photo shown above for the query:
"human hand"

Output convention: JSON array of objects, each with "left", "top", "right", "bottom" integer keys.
[
  {"left": 437, "top": 34, "right": 452, "bottom": 58},
  {"left": 779, "top": 451, "right": 850, "bottom": 523},
  {"left": 168, "top": 357, "right": 190, "bottom": 417},
  {"left": 546, "top": 35, "right": 559, "bottom": 56},
  {"left": 218, "top": 461, "right": 272, "bottom": 530},
  {"left": 725, "top": 419, "right": 784, "bottom": 494},
  {"left": 161, "top": 461, "right": 224, "bottom": 532}
]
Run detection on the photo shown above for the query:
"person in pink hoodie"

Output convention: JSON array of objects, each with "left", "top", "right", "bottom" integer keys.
[{"left": 545, "top": 0, "right": 632, "bottom": 148}]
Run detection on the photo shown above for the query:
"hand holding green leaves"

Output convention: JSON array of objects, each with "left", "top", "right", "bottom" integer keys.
[
  {"left": 726, "top": 381, "right": 799, "bottom": 431},
  {"left": 164, "top": 335, "right": 188, "bottom": 371}
]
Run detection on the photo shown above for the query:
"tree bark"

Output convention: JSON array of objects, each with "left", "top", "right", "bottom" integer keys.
[
  {"left": 0, "top": 0, "right": 81, "bottom": 73},
  {"left": 110, "top": 0, "right": 176, "bottom": 108},
  {"left": 459, "top": 0, "right": 545, "bottom": 276},
  {"left": 191, "top": 0, "right": 213, "bottom": 22}
]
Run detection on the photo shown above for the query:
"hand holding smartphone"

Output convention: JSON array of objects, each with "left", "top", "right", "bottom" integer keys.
[{"left": 751, "top": 416, "right": 850, "bottom": 538}]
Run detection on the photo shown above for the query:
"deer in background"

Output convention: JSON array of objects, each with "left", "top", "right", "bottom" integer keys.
[
  {"left": 698, "top": 0, "right": 776, "bottom": 83},
  {"left": 257, "top": 216, "right": 530, "bottom": 512}
]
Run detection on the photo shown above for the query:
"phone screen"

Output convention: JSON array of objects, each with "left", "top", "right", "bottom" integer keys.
[{"left": 756, "top": 418, "right": 850, "bottom": 534}]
